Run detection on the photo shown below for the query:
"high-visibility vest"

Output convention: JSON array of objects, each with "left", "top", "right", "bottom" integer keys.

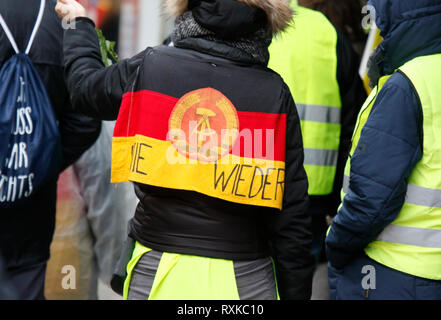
[
  {"left": 268, "top": 4, "right": 342, "bottom": 195},
  {"left": 342, "top": 53, "right": 441, "bottom": 280}
]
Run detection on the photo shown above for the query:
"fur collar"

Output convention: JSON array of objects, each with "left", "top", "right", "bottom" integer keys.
[{"left": 165, "top": 0, "right": 293, "bottom": 33}]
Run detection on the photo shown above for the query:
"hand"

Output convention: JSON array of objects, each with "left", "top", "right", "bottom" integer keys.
[
  {"left": 55, "top": 0, "right": 87, "bottom": 22},
  {"left": 326, "top": 214, "right": 334, "bottom": 226}
]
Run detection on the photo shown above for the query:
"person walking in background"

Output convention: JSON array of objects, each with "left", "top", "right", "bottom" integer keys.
[
  {"left": 0, "top": 0, "right": 101, "bottom": 300},
  {"left": 269, "top": 0, "right": 367, "bottom": 267},
  {"left": 56, "top": 0, "right": 314, "bottom": 300},
  {"left": 326, "top": 0, "right": 441, "bottom": 299}
]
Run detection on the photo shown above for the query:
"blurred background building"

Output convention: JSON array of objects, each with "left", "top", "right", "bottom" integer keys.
[{"left": 78, "top": 0, "right": 173, "bottom": 58}]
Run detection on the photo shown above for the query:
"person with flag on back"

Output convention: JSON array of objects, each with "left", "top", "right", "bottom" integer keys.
[{"left": 56, "top": 0, "right": 314, "bottom": 300}]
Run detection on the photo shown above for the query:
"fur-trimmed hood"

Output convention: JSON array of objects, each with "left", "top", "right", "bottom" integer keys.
[{"left": 165, "top": 0, "right": 293, "bottom": 33}]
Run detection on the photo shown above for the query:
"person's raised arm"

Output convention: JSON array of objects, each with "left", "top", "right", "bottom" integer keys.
[{"left": 56, "top": 0, "right": 146, "bottom": 120}]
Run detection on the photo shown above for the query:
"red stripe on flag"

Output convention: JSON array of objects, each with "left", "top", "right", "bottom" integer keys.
[
  {"left": 114, "top": 90, "right": 286, "bottom": 161},
  {"left": 114, "top": 91, "right": 177, "bottom": 139}
]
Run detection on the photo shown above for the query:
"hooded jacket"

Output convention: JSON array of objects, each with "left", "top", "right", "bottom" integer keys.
[
  {"left": 326, "top": 0, "right": 441, "bottom": 269},
  {"left": 0, "top": 0, "right": 101, "bottom": 268},
  {"left": 63, "top": 0, "right": 314, "bottom": 300}
]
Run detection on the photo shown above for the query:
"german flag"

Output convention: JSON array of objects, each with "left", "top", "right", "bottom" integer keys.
[{"left": 112, "top": 88, "right": 287, "bottom": 209}]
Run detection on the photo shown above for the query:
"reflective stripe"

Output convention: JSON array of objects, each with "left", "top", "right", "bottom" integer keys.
[
  {"left": 405, "top": 184, "right": 441, "bottom": 208},
  {"left": 233, "top": 258, "right": 277, "bottom": 300},
  {"left": 377, "top": 225, "right": 441, "bottom": 249},
  {"left": 128, "top": 250, "right": 163, "bottom": 300},
  {"left": 297, "top": 104, "right": 341, "bottom": 124},
  {"left": 304, "top": 148, "right": 339, "bottom": 166},
  {"left": 343, "top": 174, "right": 350, "bottom": 194},
  {"left": 344, "top": 177, "right": 441, "bottom": 208}
]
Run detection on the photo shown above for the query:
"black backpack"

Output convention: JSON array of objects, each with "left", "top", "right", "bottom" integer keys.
[{"left": 0, "top": 0, "right": 61, "bottom": 208}]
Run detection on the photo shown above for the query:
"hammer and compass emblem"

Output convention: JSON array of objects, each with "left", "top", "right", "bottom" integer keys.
[
  {"left": 192, "top": 107, "right": 217, "bottom": 148},
  {"left": 168, "top": 88, "right": 239, "bottom": 162}
]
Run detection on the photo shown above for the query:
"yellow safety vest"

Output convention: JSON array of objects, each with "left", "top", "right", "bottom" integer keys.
[
  {"left": 268, "top": 4, "right": 342, "bottom": 195},
  {"left": 342, "top": 54, "right": 441, "bottom": 280}
]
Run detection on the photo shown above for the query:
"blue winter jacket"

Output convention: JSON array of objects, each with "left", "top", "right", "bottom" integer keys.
[{"left": 325, "top": 0, "right": 441, "bottom": 269}]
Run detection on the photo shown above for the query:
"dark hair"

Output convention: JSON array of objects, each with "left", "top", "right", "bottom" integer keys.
[{"left": 299, "top": 0, "right": 367, "bottom": 56}]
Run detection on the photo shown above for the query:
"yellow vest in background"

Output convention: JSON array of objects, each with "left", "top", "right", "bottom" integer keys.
[{"left": 268, "top": 4, "right": 342, "bottom": 195}]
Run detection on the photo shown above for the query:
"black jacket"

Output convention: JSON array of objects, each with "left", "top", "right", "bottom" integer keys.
[
  {"left": 63, "top": 13, "right": 314, "bottom": 299},
  {"left": 0, "top": 0, "right": 101, "bottom": 268}
]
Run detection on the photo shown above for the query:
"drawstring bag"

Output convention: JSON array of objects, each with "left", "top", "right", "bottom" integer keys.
[{"left": 0, "top": 0, "right": 61, "bottom": 208}]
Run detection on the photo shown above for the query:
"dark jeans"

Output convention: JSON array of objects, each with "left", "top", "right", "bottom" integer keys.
[
  {"left": 328, "top": 254, "right": 441, "bottom": 300},
  {"left": 6, "top": 261, "right": 47, "bottom": 300}
]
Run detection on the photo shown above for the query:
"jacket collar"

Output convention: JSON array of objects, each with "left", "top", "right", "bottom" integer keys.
[
  {"left": 171, "top": 10, "right": 272, "bottom": 66},
  {"left": 174, "top": 37, "right": 268, "bottom": 66}
]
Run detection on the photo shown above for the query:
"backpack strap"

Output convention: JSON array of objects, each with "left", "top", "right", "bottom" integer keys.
[
  {"left": 0, "top": 0, "right": 45, "bottom": 55},
  {"left": 0, "top": 12, "right": 20, "bottom": 54},
  {"left": 25, "top": 0, "right": 46, "bottom": 55}
]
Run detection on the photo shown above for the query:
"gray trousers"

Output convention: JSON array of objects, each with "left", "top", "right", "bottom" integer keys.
[{"left": 128, "top": 250, "right": 278, "bottom": 300}]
